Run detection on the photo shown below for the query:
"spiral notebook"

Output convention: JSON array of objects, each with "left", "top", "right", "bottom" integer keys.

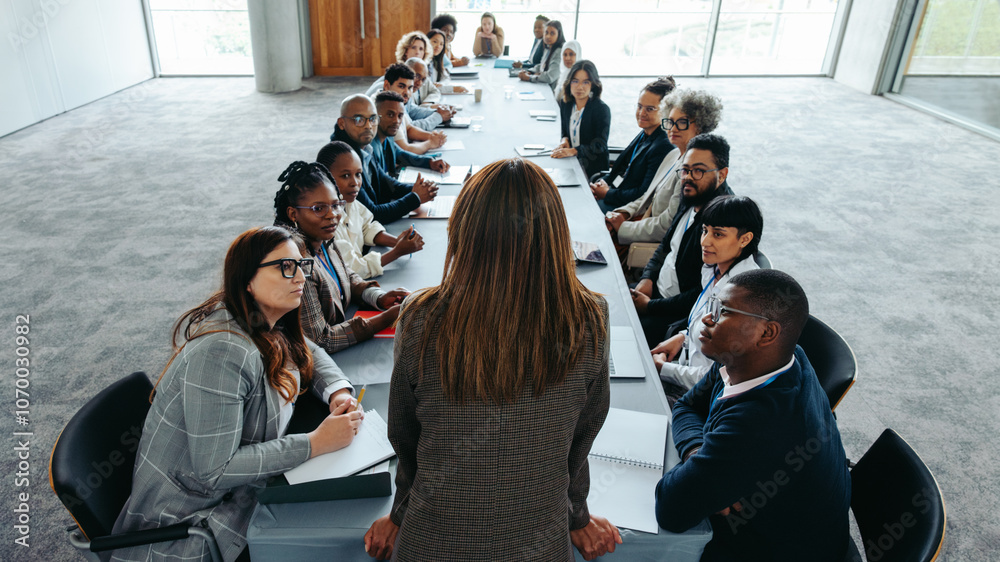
[{"left": 587, "top": 407, "right": 669, "bottom": 534}]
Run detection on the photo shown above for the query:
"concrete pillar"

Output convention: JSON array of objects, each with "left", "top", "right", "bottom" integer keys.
[{"left": 247, "top": 0, "right": 303, "bottom": 93}]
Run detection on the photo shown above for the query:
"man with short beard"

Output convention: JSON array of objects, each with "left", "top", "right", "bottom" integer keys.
[{"left": 630, "top": 133, "right": 733, "bottom": 347}]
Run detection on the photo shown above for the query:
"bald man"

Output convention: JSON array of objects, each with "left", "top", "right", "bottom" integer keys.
[{"left": 327, "top": 94, "right": 438, "bottom": 224}]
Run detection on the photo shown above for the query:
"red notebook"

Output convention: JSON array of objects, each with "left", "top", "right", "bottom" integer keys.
[{"left": 353, "top": 310, "right": 396, "bottom": 338}]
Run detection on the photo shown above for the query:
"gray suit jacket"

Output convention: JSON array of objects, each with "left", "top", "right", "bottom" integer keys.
[
  {"left": 387, "top": 295, "right": 610, "bottom": 561},
  {"left": 111, "top": 307, "right": 350, "bottom": 562}
]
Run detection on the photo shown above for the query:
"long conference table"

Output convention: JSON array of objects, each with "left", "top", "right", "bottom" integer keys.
[{"left": 247, "top": 59, "right": 712, "bottom": 560}]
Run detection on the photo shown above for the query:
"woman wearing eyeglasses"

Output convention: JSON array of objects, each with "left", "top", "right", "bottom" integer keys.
[
  {"left": 111, "top": 226, "right": 363, "bottom": 562},
  {"left": 606, "top": 88, "right": 724, "bottom": 246},
  {"left": 649, "top": 195, "right": 763, "bottom": 402},
  {"left": 551, "top": 60, "right": 610, "bottom": 180},
  {"left": 273, "top": 161, "right": 409, "bottom": 356}
]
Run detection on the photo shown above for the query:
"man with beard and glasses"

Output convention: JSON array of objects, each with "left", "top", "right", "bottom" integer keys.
[{"left": 630, "top": 133, "right": 733, "bottom": 348}]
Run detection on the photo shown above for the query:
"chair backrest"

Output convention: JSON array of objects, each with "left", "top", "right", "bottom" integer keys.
[
  {"left": 754, "top": 249, "right": 772, "bottom": 269},
  {"left": 796, "top": 315, "right": 857, "bottom": 410},
  {"left": 49, "top": 371, "right": 153, "bottom": 540},
  {"left": 851, "top": 429, "right": 946, "bottom": 562}
]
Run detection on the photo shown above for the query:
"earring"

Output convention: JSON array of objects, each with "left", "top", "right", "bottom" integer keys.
[{"left": 293, "top": 221, "right": 299, "bottom": 230}]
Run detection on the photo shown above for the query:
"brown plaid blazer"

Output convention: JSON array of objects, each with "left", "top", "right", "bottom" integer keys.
[
  {"left": 387, "top": 296, "right": 611, "bottom": 561},
  {"left": 300, "top": 241, "right": 378, "bottom": 354}
]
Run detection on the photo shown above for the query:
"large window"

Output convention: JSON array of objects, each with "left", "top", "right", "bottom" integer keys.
[
  {"left": 436, "top": 0, "right": 845, "bottom": 76},
  {"left": 888, "top": 0, "right": 1000, "bottom": 136},
  {"left": 148, "top": 0, "right": 253, "bottom": 75}
]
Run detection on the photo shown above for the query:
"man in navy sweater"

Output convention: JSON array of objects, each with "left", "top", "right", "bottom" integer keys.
[
  {"left": 655, "top": 269, "right": 852, "bottom": 561},
  {"left": 327, "top": 94, "right": 438, "bottom": 224}
]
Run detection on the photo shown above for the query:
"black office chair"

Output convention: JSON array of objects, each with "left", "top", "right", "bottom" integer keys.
[
  {"left": 49, "top": 371, "right": 222, "bottom": 562},
  {"left": 797, "top": 315, "right": 857, "bottom": 411},
  {"left": 754, "top": 249, "right": 772, "bottom": 269},
  {"left": 850, "top": 429, "right": 946, "bottom": 561}
]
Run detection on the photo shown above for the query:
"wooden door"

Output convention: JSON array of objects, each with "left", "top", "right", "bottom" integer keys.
[
  {"left": 308, "top": 0, "right": 430, "bottom": 76},
  {"left": 309, "top": 0, "right": 381, "bottom": 76},
  {"left": 374, "top": 0, "right": 431, "bottom": 71}
]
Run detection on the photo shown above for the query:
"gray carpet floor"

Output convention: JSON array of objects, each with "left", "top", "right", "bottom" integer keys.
[{"left": 1, "top": 74, "right": 998, "bottom": 561}]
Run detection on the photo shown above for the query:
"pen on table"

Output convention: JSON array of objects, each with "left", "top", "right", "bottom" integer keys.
[
  {"left": 408, "top": 224, "right": 416, "bottom": 258},
  {"left": 354, "top": 384, "right": 366, "bottom": 412}
]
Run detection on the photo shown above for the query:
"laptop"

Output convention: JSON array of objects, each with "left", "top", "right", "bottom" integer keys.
[{"left": 572, "top": 241, "right": 608, "bottom": 265}]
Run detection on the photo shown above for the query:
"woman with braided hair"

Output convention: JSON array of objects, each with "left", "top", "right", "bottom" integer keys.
[
  {"left": 273, "top": 161, "right": 409, "bottom": 355},
  {"left": 111, "top": 226, "right": 363, "bottom": 562}
]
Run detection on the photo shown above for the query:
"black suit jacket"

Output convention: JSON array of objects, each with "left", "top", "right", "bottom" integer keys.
[
  {"left": 559, "top": 98, "right": 611, "bottom": 179},
  {"left": 640, "top": 181, "right": 735, "bottom": 323},
  {"left": 526, "top": 37, "right": 544, "bottom": 67},
  {"left": 600, "top": 127, "right": 672, "bottom": 208},
  {"left": 331, "top": 127, "right": 419, "bottom": 224}
]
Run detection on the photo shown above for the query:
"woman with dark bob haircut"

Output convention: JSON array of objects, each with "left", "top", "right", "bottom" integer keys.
[
  {"left": 552, "top": 59, "right": 611, "bottom": 179},
  {"left": 650, "top": 195, "right": 764, "bottom": 401},
  {"left": 111, "top": 226, "right": 363, "bottom": 561},
  {"left": 364, "top": 158, "right": 623, "bottom": 561}
]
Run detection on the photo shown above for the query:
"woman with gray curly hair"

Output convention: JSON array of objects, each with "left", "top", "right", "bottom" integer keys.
[{"left": 606, "top": 88, "right": 724, "bottom": 246}]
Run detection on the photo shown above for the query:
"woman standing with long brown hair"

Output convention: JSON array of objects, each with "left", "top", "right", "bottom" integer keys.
[{"left": 364, "top": 159, "right": 622, "bottom": 561}]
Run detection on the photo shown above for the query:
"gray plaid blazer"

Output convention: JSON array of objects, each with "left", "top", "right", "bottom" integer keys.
[
  {"left": 110, "top": 307, "right": 350, "bottom": 562},
  {"left": 388, "top": 296, "right": 610, "bottom": 561}
]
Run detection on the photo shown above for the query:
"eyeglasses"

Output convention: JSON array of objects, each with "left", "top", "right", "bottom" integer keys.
[
  {"left": 294, "top": 201, "right": 346, "bottom": 217},
  {"left": 258, "top": 258, "right": 314, "bottom": 279},
  {"left": 675, "top": 166, "right": 721, "bottom": 181},
  {"left": 661, "top": 118, "right": 690, "bottom": 131},
  {"left": 706, "top": 295, "right": 772, "bottom": 323},
  {"left": 570, "top": 79, "right": 592, "bottom": 86},
  {"left": 349, "top": 115, "right": 379, "bottom": 127}
]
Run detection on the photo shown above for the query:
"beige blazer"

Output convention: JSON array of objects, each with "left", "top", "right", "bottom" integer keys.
[{"left": 615, "top": 147, "right": 683, "bottom": 244}]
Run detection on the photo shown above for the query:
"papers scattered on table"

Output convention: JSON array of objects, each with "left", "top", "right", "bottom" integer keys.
[
  {"left": 283, "top": 411, "right": 395, "bottom": 485},
  {"left": 398, "top": 165, "right": 471, "bottom": 185},
  {"left": 438, "top": 139, "right": 465, "bottom": 151},
  {"left": 517, "top": 91, "right": 546, "bottom": 101},
  {"left": 610, "top": 326, "right": 645, "bottom": 379},
  {"left": 411, "top": 195, "right": 456, "bottom": 219},
  {"left": 515, "top": 145, "right": 552, "bottom": 157},
  {"left": 587, "top": 408, "right": 669, "bottom": 534},
  {"left": 529, "top": 109, "right": 557, "bottom": 118}
]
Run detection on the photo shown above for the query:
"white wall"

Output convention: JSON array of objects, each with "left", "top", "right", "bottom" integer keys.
[
  {"left": 0, "top": 0, "right": 152, "bottom": 137},
  {"left": 834, "top": 0, "right": 906, "bottom": 94}
]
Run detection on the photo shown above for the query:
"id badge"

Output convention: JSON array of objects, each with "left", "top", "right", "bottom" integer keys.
[{"left": 611, "top": 176, "right": 624, "bottom": 188}]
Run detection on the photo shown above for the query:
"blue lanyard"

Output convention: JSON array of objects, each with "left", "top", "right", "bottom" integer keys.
[
  {"left": 319, "top": 244, "right": 343, "bottom": 296},
  {"left": 688, "top": 267, "right": 721, "bottom": 329}
]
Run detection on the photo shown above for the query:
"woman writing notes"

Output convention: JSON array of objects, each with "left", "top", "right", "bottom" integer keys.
[
  {"left": 364, "top": 159, "right": 622, "bottom": 561},
  {"left": 472, "top": 12, "right": 504, "bottom": 57},
  {"left": 518, "top": 20, "right": 566, "bottom": 91},
  {"left": 552, "top": 60, "right": 611, "bottom": 180},
  {"left": 273, "top": 160, "right": 409, "bottom": 354},
  {"left": 111, "top": 226, "right": 362, "bottom": 562}
]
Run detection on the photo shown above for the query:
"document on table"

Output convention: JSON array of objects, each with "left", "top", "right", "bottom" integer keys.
[
  {"left": 411, "top": 195, "right": 457, "bottom": 219},
  {"left": 438, "top": 139, "right": 465, "bottom": 151},
  {"left": 398, "top": 165, "right": 471, "bottom": 185},
  {"left": 283, "top": 411, "right": 395, "bottom": 485},
  {"left": 609, "top": 326, "right": 645, "bottom": 379},
  {"left": 529, "top": 109, "right": 558, "bottom": 118},
  {"left": 587, "top": 408, "right": 669, "bottom": 534},
  {"left": 515, "top": 145, "right": 553, "bottom": 157},
  {"left": 517, "top": 91, "right": 546, "bottom": 101}
]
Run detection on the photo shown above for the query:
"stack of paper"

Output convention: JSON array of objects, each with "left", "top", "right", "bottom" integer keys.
[
  {"left": 587, "top": 408, "right": 669, "bottom": 534},
  {"left": 283, "top": 411, "right": 396, "bottom": 484},
  {"left": 398, "top": 165, "right": 471, "bottom": 185}
]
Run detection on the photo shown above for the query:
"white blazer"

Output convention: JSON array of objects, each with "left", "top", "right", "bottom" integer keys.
[{"left": 615, "top": 148, "right": 683, "bottom": 244}]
